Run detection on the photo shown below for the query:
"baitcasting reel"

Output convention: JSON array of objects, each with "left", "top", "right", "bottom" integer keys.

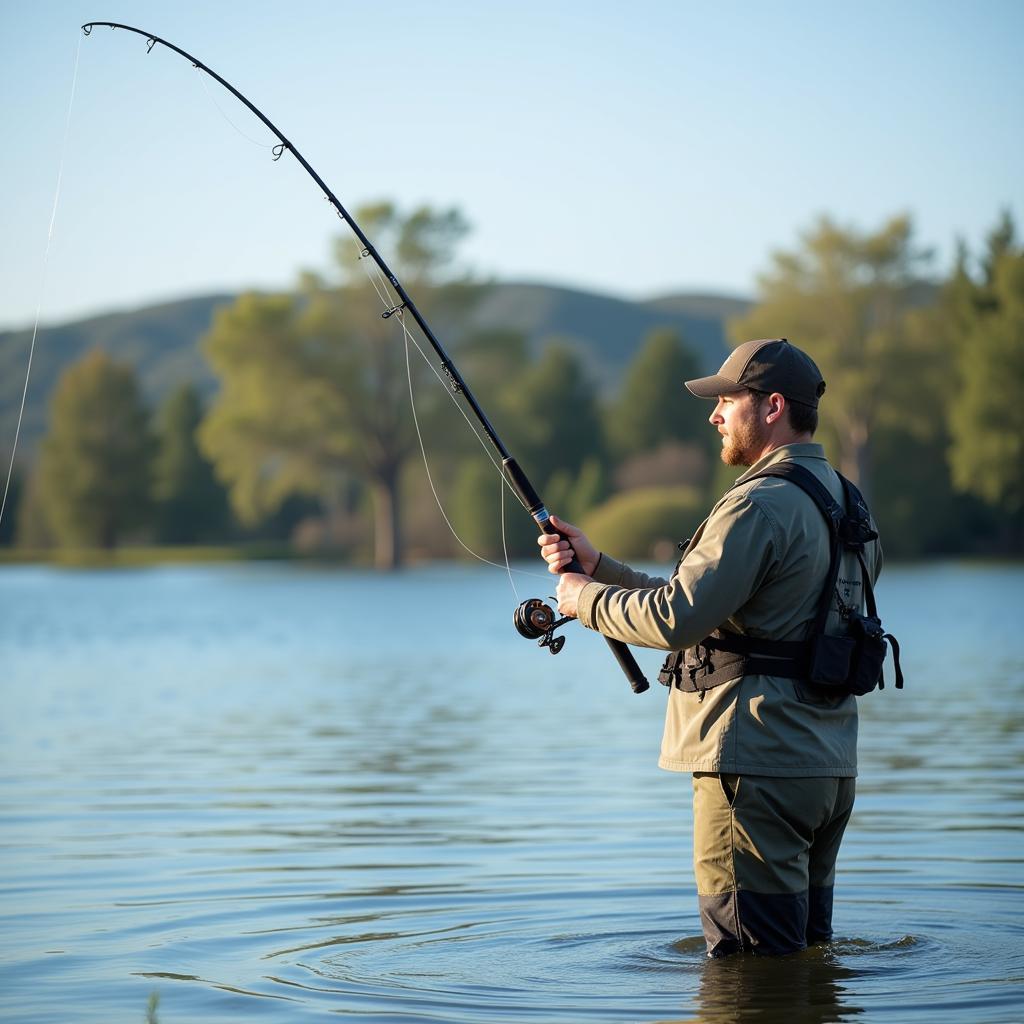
[{"left": 513, "top": 598, "right": 574, "bottom": 655}]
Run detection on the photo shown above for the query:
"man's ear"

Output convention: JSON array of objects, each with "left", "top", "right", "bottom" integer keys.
[{"left": 765, "top": 393, "right": 786, "bottom": 424}]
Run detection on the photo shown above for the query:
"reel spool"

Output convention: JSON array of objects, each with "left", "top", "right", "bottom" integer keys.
[{"left": 513, "top": 598, "right": 569, "bottom": 655}]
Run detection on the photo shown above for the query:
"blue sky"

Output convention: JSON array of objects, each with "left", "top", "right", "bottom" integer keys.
[{"left": 1, "top": 0, "right": 1021, "bottom": 329}]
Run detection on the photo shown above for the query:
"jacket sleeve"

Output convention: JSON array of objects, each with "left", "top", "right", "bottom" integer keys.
[
  {"left": 591, "top": 553, "right": 668, "bottom": 590},
  {"left": 576, "top": 490, "right": 781, "bottom": 651}
]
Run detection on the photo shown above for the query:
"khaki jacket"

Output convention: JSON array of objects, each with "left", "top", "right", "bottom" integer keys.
[{"left": 577, "top": 443, "right": 882, "bottom": 778}]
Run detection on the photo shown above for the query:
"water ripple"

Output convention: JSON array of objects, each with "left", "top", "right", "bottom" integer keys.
[{"left": 1, "top": 562, "right": 1022, "bottom": 1022}]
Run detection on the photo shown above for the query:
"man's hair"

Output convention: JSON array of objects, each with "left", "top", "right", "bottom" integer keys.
[{"left": 748, "top": 388, "right": 818, "bottom": 436}]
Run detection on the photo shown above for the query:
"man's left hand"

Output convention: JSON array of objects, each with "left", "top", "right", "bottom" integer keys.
[{"left": 555, "top": 572, "right": 593, "bottom": 618}]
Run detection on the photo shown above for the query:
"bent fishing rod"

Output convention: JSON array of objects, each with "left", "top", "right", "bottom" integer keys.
[{"left": 81, "top": 21, "right": 649, "bottom": 694}]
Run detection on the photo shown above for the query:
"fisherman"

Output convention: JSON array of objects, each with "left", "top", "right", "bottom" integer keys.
[{"left": 537, "top": 338, "right": 883, "bottom": 957}]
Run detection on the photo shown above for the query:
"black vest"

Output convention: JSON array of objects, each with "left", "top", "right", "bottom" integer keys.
[{"left": 657, "top": 463, "right": 903, "bottom": 697}]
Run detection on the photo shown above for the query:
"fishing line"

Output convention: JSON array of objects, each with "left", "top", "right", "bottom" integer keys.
[
  {"left": 78, "top": 21, "right": 650, "bottom": 691},
  {"left": 355, "top": 252, "right": 543, "bottom": 576},
  {"left": 359, "top": 257, "right": 502, "bottom": 473},
  {"left": 0, "top": 32, "right": 83, "bottom": 534},
  {"left": 6, "top": 28, "right": 544, "bottom": 591},
  {"left": 401, "top": 325, "right": 527, "bottom": 589},
  {"left": 193, "top": 64, "right": 275, "bottom": 150},
  {"left": 358, "top": 252, "right": 545, "bottom": 586},
  {"left": 499, "top": 467, "right": 521, "bottom": 599},
  {"left": 399, "top": 319, "right": 547, "bottom": 584}
]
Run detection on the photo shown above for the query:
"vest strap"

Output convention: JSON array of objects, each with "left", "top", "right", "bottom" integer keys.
[{"left": 658, "top": 463, "right": 899, "bottom": 696}]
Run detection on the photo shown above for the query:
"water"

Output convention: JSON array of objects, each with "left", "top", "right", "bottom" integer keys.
[{"left": 1, "top": 561, "right": 1022, "bottom": 1023}]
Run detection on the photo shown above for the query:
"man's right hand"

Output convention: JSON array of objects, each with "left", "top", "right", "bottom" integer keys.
[{"left": 537, "top": 514, "right": 599, "bottom": 576}]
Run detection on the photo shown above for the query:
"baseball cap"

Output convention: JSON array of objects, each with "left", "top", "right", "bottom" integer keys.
[{"left": 684, "top": 338, "right": 826, "bottom": 408}]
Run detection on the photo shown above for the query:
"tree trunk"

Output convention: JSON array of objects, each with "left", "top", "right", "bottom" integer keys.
[{"left": 370, "top": 468, "right": 403, "bottom": 570}]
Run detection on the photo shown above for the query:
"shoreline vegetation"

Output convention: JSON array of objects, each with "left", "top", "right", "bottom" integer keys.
[
  {"left": 2, "top": 207, "right": 1022, "bottom": 565},
  {"left": 1, "top": 546, "right": 1019, "bottom": 570}
]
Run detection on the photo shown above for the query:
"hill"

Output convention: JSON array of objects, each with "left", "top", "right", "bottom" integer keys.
[{"left": 0, "top": 283, "right": 748, "bottom": 459}]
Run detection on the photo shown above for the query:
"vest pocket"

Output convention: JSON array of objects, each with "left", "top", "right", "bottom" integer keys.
[{"left": 794, "top": 679, "right": 850, "bottom": 708}]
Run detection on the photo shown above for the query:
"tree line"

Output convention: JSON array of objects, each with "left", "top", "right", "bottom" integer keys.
[{"left": 4, "top": 204, "right": 1021, "bottom": 563}]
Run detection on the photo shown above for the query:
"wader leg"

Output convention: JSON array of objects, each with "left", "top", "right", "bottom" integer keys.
[
  {"left": 692, "top": 773, "right": 853, "bottom": 957},
  {"left": 806, "top": 777, "right": 855, "bottom": 943}
]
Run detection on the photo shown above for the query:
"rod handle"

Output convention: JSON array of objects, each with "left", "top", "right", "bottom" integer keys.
[{"left": 538, "top": 516, "right": 650, "bottom": 695}]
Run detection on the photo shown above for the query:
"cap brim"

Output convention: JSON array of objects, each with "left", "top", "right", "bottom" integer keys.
[{"left": 684, "top": 374, "right": 745, "bottom": 399}]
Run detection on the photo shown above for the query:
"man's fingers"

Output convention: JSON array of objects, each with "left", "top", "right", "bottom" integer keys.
[
  {"left": 546, "top": 550, "right": 572, "bottom": 573},
  {"left": 549, "top": 514, "right": 573, "bottom": 534},
  {"left": 539, "top": 537, "right": 570, "bottom": 556}
]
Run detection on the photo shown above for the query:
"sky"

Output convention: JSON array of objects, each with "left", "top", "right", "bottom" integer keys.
[{"left": 1, "top": 0, "right": 1022, "bottom": 330}]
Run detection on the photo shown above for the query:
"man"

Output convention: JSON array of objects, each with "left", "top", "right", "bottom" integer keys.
[{"left": 537, "top": 337, "right": 882, "bottom": 957}]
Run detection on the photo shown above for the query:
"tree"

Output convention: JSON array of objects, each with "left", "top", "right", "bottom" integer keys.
[
  {"left": 200, "top": 203, "right": 478, "bottom": 569},
  {"left": 37, "top": 349, "right": 154, "bottom": 548},
  {"left": 544, "top": 457, "right": 608, "bottom": 526},
  {"left": 732, "top": 214, "right": 933, "bottom": 494},
  {"left": 0, "top": 468, "right": 20, "bottom": 546},
  {"left": 947, "top": 214, "right": 1024, "bottom": 541},
  {"left": 153, "top": 383, "right": 230, "bottom": 543},
  {"left": 605, "top": 328, "right": 710, "bottom": 461},
  {"left": 496, "top": 341, "right": 606, "bottom": 493}
]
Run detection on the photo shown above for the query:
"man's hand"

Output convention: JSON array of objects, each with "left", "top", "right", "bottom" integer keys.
[
  {"left": 536, "top": 514, "right": 599, "bottom": 576},
  {"left": 555, "top": 571, "right": 593, "bottom": 619}
]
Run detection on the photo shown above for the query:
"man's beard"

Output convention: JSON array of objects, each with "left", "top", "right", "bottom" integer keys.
[{"left": 720, "top": 412, "right": 770, "bottom": 467}]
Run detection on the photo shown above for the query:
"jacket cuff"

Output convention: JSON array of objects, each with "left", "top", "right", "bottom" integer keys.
[
  {"left": 576, "top": 581, "right": 607, "bottom": 631},
  {"left": 592, "top": 554, "right": 628, "bottom": 586}
]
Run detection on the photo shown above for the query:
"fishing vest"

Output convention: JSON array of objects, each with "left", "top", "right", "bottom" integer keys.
[{"left": 658, "top": 463, "right": 903, "bottom": 697}]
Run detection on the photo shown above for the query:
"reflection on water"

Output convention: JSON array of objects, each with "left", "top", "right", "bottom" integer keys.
[
  {"left": 0, "top": 562, "right": 1022, "bottom": 1022},
  {"left": 684, "top": 941, "right": 869, "bottom": 1024}
]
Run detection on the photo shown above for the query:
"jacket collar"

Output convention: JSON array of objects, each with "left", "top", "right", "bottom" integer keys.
[{"left": 734, "top": 442, "right": 827, "bottom": 486}]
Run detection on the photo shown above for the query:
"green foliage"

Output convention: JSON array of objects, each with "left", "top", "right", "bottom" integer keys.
[
  {"left": 605, "top": 328, "right": 710, "bottom": 463},
  {"left": 200, "top": 203, "right": 479, "bottom": 568},
  {"left": 581, "top": 485, "right": 705, "bottom": 562},
  {"left": 153, "top": 383, "right": 230, "bottom": 543},
  {"left": 732, "top": 214, "right": 933, "bottom": 490},
  {"left": 0, "top": 286, "right": 735, "bottom": 462},
  {"left": 36, "top": 349, "right": 154, "bottom": 549},
  {"left": 871, "top": 426, "right": 994, "bottom": 557},
  {"left": 0, "top": 468, "right": 20, "bottom": 546},
  {"left": 947, "top": 220, "right": 1024, "bottom": 522},
  {"left": 449, "top": 456, "right": 510, "bottom": 560},
  {"left": 451, "top": 328, "right": 531, "bottom": 418},
  {"left": 497, "top": 341, "right": 606, "bottom": 492},
  {"left": 14, "top": 467, "right": 54, "bottom": 549},
  {"left": 332, "top": 202, "right": 472, "bottom": 288},
  {"left": 6, "top": 199, "right": 1022, "bottom": 563},
  {"left": 544, "top": 457, "right": 609, "bottom": 525},
  {"left": 199, "top": 292, "right": 331, "bottom": 524}
]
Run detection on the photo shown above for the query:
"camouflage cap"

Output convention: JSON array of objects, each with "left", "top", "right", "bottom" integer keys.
[{"left": 685, "top": 338, "right": 826, "bottom": 408}]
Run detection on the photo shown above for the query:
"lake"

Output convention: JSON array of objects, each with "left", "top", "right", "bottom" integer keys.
[{"left": 1, "top": 560, "right": 1022, "bottom": 1022}]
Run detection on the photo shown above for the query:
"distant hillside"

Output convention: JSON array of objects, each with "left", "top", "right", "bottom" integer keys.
[
  {"left": 0, "top": 283, "right": 748, "bottom": 460},
  {"left": 0, "top": 294, "right": 234, "bottom": 461},
  {"left": 460, "top": 282, "right": 745, "bottom": 392}
]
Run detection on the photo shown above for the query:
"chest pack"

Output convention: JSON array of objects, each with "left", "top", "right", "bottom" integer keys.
[{"left": 658, "top": 463, "right": 903, "bottom": 697}]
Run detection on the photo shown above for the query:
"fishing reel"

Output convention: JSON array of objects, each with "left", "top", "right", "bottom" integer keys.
[{"left": 513, "top": 597, "right": 574, "bottom": 655}]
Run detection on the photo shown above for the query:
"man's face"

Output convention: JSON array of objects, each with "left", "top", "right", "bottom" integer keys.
[{"left": 710, "top": 391, "right": 770, "bottom": 466}]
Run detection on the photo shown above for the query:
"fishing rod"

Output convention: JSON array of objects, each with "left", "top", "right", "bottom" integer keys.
[{"left": 80, "top": 21, "right": 650, "bottom": 694}]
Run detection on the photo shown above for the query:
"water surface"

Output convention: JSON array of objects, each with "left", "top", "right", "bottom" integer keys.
[{"left": 1, "top": 561, "right": 1022, "bottom": 1022}]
